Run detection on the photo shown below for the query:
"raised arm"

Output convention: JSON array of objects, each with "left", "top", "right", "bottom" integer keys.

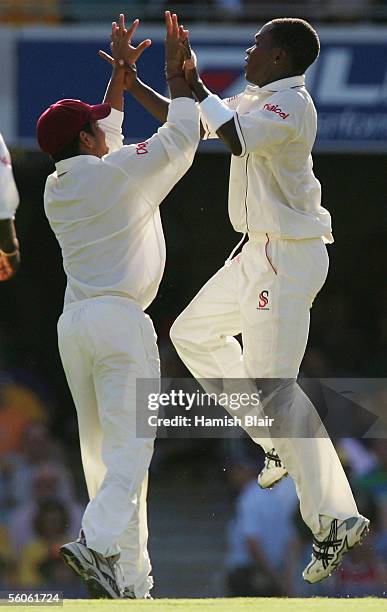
[
  {"left": 105, "top": 12, "right": 200, "bottom": 207},
  {"left": 99, "top": 15, "right": 169, "bottom": 123},
  {"left": 183, "top": 44, "right": 242, "bottom": 155},
  {"left": 99, "top": 13, "right": 202, "bottom": 127}
]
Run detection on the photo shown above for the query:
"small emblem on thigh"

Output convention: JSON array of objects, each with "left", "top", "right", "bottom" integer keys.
[{"left": 257, "top": 290, "right": 270, "bottom": 310}]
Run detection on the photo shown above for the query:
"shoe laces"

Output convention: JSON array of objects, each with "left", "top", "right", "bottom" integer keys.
[
  {"left": 265, "top": 448, "right": 282, "bottom": 468},
  {"left": 312, "top": 519, "right": 343, "bottom": 569}
]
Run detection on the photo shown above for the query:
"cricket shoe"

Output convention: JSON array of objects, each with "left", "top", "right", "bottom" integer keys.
[
  {"left": 59, "top": 532, "right": 122, "bottom": 598},
  {"left": 258, "top": 448, "right": 288, "bottom": 489},
  {"left": 303, "top": 514, "right": 370, "bottom": 584},
  {"left": 122, "top": 587, "right": 153, "bottom": 599}
]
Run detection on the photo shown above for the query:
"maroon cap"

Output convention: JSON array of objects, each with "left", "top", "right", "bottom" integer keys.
[{"left": 36, "top": 99, "right": 111, "bottom": 156}]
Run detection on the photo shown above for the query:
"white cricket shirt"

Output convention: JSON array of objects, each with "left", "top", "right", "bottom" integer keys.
[
  {"left": 0, "top": 133, "right": 19, "bottom": 220},
  {"left": 44, "top": 98, "right": 200, "bottom": 310},
  {"left": 201, "top": 76, "right": 333, "bottom": 242}
]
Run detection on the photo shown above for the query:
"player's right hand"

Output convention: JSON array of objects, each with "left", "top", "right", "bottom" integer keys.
[{"left": 165, "top": 11, "right": 189, "bottom": 74}]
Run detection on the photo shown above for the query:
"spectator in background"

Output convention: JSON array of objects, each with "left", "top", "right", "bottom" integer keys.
[
  {"left": 331, "top": 534, "right": 387, "bottom": 597},
  {"left": 225, "top": 461, "right": 297, "bottom": 596},
  {"left": 0, "top": 133, "right": 20, "bottom": 281},
  {"left": 17, "top": 498, "right": 80, "bottom": 592},
  {"left": 0, "top": 0, "right": 59, "bottom": 24},
  {"left": 8, "top": 461, "right": 83, "bottom": 555},
  {"left": 355, "top": 439, "right": 387, "bottom": 504},
  {"left": 5, "top": 423, "right": 72, "bottom": 510},
  {"left": 214, "top": 0, "right": 243, "bottom": 19},
  {"left": 0, "top": 383, "right": 48, "bottom": 456},
  {"left": 0, "top": 526, "right": 15, "bottom": 588}
]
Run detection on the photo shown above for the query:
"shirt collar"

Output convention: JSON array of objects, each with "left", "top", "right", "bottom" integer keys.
[
  {"left": 55, "top": 155, "right": 99, "bottom": 177},
  {"left": 260, "top": 75, "right": 305, "bottom": 93},
  {"left": 245, "top": 75, "right": 305, "bottom": 95}
]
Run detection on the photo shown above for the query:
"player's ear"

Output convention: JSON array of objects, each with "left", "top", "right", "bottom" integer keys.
[{"left": 79, "top": 129, "right": 95, "bottom": 152}]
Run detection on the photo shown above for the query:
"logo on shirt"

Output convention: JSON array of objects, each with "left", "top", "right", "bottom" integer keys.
[
  {"left": 263, "top": 103, "right": 290, "bottom": 120},
  {"left": 136, "top": 142, "right": 149, "bottom": 155},
  {"left": 257, "top": 290, "right": 270, "bottom": 311}
]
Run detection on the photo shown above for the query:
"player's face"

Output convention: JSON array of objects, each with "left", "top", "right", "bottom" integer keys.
[{"left": 244, "top": 24, "right": 280, "bottom": 87}]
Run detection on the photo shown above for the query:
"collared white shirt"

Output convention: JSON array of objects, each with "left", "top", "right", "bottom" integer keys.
[
  {"left": 0, "top": 133, "right": 19, "bottom": 220},
  {"left": 44, "top": 99, "right": 200, "bottom": 309},
  {"left": 202, "top": 76, "right": 333, "bottom": 242}
]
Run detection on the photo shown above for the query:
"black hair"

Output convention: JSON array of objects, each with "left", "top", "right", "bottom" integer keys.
[
  {"left": 33, "top": 497, "right": 70, "bottom": 538},
  {"left": 51, "top": 121, "right": 94, "bottom": 163},
  {"left": 269, "top": 18, "right": 320, "bottom": 74}
]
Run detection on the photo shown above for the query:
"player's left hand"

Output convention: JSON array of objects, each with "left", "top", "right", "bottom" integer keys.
[
  {"left": 99, "top": 14, "right": 151, "bottom": 74},
  {"left": 0, "top": 247, "right": 20, "bottom": 281}
]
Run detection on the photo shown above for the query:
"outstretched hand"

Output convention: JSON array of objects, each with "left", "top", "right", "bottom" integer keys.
[
  {"left": 165, "top": 10, "right": 189, "bottom": 74},
  {"left": 98, "top": 14, "right": 151, "bottom": 88}
]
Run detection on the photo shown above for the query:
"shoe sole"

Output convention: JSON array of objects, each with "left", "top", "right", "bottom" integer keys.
[
  {"left": 303, "top": 516, "right": 370, "bottom": 584},
  {"left": 258, "top": 470, "right": 288, "bottom": 490},
  {"left": 59, "top": 544, "right": 120, "bottom": 599}
]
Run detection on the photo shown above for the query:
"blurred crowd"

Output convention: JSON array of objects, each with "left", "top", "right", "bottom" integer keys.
[
  {"left": 0, "top": 381, "right": 87, "bottom": 596},
  {"left": 0, "top": 0, "right": 386, "bottom": 24},
  {"left": 225, "top": 437, "right": 387, "bottom": 598},
  {"left": 0, "top": 368, "right": 386, "bottom": 597}
]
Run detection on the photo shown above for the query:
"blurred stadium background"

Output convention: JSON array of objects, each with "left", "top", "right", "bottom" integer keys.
[{"left": 0, "top": 0, "right": 386, "bottom": 601}]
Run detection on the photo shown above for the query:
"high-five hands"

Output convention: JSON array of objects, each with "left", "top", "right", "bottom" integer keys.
[
  {"left": 164, "top": 10, "right": 189, "bottom": 75},
  {"left": 99, "top": 14, "right": 151, "bottom": 89},
  {"left": 98, "top": 12, "right": 200, "bottom": 93}
]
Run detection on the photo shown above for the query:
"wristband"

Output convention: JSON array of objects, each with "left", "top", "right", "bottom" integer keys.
[
  {"left": 199, "top": 94, "right": 235, "bottom": 133},
  {"left": 166, "top": 72, "right": 184, "bottom": 82}
]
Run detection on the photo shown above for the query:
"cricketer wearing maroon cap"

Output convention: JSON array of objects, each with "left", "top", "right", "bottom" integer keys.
[
  {"left": 37, "top": 12, "right": 200, "bottom": 601},
  {"left": 37, "top": 99, "right": 112, "bottom": 161}
]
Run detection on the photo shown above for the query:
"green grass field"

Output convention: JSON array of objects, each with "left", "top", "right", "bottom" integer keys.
[{"left": 9, "top": 598, "right": 386, "bottom": 612}]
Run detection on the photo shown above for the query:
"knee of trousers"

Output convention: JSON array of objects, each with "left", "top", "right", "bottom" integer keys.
[{"left": 255, "top": 378, "right": 296, "bottom": 418}]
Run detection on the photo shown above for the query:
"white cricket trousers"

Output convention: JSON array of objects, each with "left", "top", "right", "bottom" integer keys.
[
  {"left": 170, "top": 235, "right": 359, "bottom": 534},
  {"left": 57, "top": 295, "right": 159, "bottom": 598}
]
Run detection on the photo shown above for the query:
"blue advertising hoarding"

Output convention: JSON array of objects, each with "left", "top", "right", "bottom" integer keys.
[{"left": 11, "top": 25, "right": 387, "bottom": 151}]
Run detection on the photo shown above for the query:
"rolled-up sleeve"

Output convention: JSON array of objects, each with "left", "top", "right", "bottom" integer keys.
[{"left": 0, "top": 134, "right": 19, "bottom": 220}]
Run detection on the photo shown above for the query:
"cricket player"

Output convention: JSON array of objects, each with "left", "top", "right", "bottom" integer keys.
[
  {"left": 36, "top": 12, "right": 199, "bottom": 598},
  {"left": 0, "top": 133, "right": 20, "bottom": 280},
  {"left": 170, "top": 19, "right": 370, "bottom": 584},
  {"left": 111, "top": 17, "right": 370, "bottom": 584}
]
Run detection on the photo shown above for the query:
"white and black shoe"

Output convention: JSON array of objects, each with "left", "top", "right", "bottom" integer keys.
[
  {"left": 59, "top": 532, "right": 122, "bottom": 598},
  {"left": 122, "top": 587, "right": 153, "bottom": 599},
  {"left": 303, "top": 514, "right": 370, "bottom": 584},
  {"left": 258, "top": 448, "right": 288, "bottom": 489}
]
